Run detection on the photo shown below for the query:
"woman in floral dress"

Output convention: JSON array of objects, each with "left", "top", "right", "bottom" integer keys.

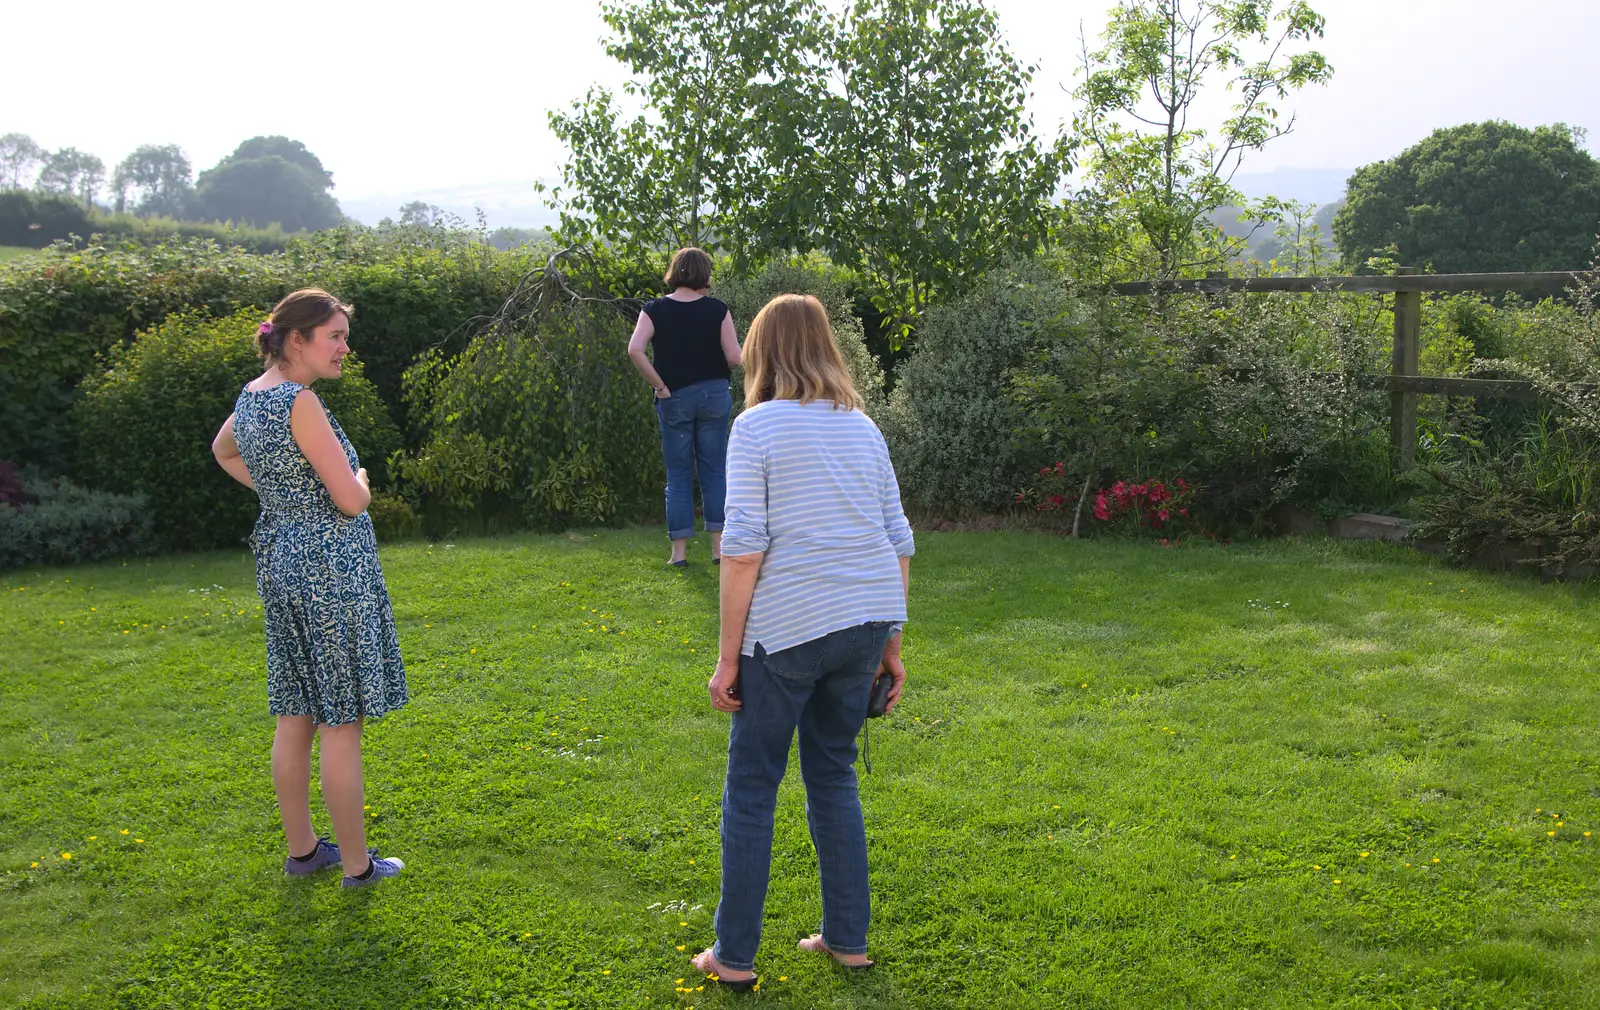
[{"left": 212, "top": 288, "right": 408, "bottom": 888}]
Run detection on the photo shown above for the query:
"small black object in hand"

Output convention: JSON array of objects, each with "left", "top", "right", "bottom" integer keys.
[{"left": 867, "top": 672, "right": 893, "bottom": 718}]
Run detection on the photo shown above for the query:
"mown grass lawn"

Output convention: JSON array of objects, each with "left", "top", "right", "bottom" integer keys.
[
  {"left": 0, "top": 245, "right": 40, "bottom": 264},
  {"left": 2, "top": 530, "right": 1598, "bottom": 1009}
]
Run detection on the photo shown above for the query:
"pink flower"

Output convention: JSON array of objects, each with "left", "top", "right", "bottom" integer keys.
[
  {"left": 1179, "top": 508, "right": 1189, "bottom": 517},
  {"left": 1093, "top": 494, "right": 1110, "bottom": 521},
  {"left": 257, "top": 321, "right": 275, "bottom": 336},
  {"left": 1111, "top": 481, "right": 1127, "bottom": 497},
  {"left": 1158, "top": 509, "right": 1170, "bottom": 521},
  {"left": 1176, "top": 477, "right": 1188, "bottom": 492}
]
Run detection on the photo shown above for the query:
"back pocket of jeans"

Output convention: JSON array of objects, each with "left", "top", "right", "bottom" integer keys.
[{"left": 758, "top": 637, "right": 826, "bottom": 681}]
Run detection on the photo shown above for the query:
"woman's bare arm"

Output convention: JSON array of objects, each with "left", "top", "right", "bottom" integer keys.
[
  {"left": 720, "top": 311, "right": 742, "bottom": 367},
  {"left": 211, "top": 414, "right": 255, "bottom": 490},
  {"left": 289, "top": 390, "right": 370, "bottom": 516},
  {"left": 627, "top": 311, "right": 670, "bottom": 395}
]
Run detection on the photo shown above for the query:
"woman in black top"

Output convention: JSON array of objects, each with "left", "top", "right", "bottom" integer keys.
[{"left": 628, "top": 247, "right": 743, "bottom": 566}]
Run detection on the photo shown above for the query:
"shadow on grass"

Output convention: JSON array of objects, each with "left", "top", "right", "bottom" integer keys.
[{"left": 110, "top": 884, "right": 445, "bottom": 1009}]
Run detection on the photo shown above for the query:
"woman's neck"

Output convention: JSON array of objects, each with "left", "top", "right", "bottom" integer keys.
[
  {"left": 668, "top": 287, "right": 705, "bottom": 300},
  {"left": 270, "top": 359, "right": 318, "bottom": 387}
]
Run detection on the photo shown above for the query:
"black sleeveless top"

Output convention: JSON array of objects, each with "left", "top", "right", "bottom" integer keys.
[{"left": 643, "top": 295, "right": 731, "bottom": 391}]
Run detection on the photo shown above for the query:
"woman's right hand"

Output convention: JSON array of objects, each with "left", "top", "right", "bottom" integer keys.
[
  {"left": 878, "top": 636, "right": 907, "bottom": 714},
  {"left": 655, "top": 386, "right": 672, "bottom": 399},
  {"left": 356, "top": 467, "right": 370, "bottom": 489}
]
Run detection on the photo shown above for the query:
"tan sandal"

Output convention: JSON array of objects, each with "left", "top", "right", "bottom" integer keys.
[
  {"left": 691, "top": 948, "right": 758, "bottom": 991},
  {"left": 797, "top": 934, "right": 874, "bottom": 969}
]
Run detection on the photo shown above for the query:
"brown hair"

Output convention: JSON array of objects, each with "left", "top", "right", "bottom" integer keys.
[
  {"left": 663, "top": 247, "right": 713, "bottom": 290},
  {"left": 742, "top": 294, "right": 862, "bottom": 410},
  {"left": 256, "top": 288, "right": 354, "bottom": 363}
]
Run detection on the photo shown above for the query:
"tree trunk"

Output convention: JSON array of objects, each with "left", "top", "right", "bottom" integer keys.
[{"left": 1070, "top": 457, "right": 1095, "bottom": 539}]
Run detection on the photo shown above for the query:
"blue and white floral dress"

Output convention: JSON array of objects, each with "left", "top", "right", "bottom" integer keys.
[{"left": 233, "top": 381, "right": 408, "bottom": 725}]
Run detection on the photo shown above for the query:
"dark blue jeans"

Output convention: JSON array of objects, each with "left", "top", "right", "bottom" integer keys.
[
  {"left": 712, "top": 621, "right": 893, "bottom": 971},
  {"left": 654, "top": 379, "right": 731, "bottom": 541}
]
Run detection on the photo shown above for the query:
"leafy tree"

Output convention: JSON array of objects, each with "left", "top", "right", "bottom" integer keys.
[
  {"left": 194, "top": 138, "right": 341, "bottom": 232},
  {"left": 36, "top": 148, "right": 106, "bottom": 205},
  {"left": 112, "top": 144, "right": 194, "bottom": 217},
  {"left": 1073, "top": 0, "right": 1332, "bottom": 280},
  {"left": 1334, "top": 121, "right": 1600, "bottom": 273},
  {"left": 0, "top": 133, "right": 44, "bottom": 190},
  {"left": 398, "top": 201, "right": 448, "bottom": 227},
  {"left": 225, "top": 135, "right": 334, "bottom": 188},
  {"left": 544, "top": 0, "right": 830, "bottom": 267},
  {"left": 816, "top": 0, "right": 1062, "bottom": 339}
]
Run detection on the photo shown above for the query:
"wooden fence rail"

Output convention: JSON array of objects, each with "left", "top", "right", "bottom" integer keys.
[{"left": 1110, "top": 269, "right": 1593, "bottom": 465}]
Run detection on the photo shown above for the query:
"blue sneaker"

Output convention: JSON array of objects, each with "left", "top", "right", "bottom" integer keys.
[
  {"left": 284, "top": 837, "right": 342, "bottom": 876},
  {"left": 341, "top": 852, "right": 404, "bottom": 888}
]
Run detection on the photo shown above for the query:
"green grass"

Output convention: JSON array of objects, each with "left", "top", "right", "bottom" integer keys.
[
  {"left": 0, "top": 245, "right": 41, "bottom": 264},
  {"left": 3, "top": 530, "right": 1598, "bottom": 1008}
]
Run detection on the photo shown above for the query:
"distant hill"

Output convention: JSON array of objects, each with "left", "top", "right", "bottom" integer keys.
[
  {"left": 340, "top": 180, "right": 559, "bottom": 230},
  {"left": 1230, "top": 167, "right": 1351, "bottom": 206}
]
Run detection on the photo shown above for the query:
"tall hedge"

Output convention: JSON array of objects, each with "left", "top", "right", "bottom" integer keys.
[
  {"left": 72, "top": 309, "right": 400, "bottom": 550},
  {"left": 0, "top": 238, "right": 294, "bottom": 466}
]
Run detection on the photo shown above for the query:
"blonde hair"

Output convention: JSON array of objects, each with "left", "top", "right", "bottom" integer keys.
[{"left": 742, "top": 294, "right": 862, "bottom": 410}]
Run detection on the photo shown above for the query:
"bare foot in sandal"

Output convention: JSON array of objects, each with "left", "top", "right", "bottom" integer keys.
[
  {"left": 691, "top": 948, "right": 757, "bottom": 989},
  {"left": 798, "top": 934, "right": 873, "bottom": 968}
]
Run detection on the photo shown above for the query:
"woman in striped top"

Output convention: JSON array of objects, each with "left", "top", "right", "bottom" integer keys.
[{"left": 692, "top": 294, "right": 914, "bottom": 989}]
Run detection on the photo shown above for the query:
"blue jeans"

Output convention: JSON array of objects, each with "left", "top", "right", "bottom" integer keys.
[
  {"left": 654, "top": 379, "right": 731, "bottom": 541},
  {"left": 713, "top": 621, "right": 893, "bottom": 971}
]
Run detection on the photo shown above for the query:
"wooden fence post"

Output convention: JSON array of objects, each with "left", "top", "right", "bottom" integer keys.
[{"left": 1391, "top": 267, "right": 1421, "bottom": 466}]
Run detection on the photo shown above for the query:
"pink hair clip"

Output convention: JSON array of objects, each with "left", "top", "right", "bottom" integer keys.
[{"left": 257, "top": 321, "right": 275, "bottom": 336}]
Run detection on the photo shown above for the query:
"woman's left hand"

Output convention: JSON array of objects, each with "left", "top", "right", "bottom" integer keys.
[{"left": 708, "top": 657, "right": 742, "bottom": 712}]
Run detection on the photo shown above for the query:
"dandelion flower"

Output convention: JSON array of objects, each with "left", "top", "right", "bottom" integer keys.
[
  {"left": 1585, "top": 832, "right": 1592, "bottom": 838},
  {"left": 1359, "top": 851, "right": 1369, "bottom": 858},
  {"left": 134, "top": 839, "right": 144, "bottom": 844},
  {"left": 676, "top": 945, "right": 686, "bottom": 951},
  {"left": 778, "top": 975, "right": 787, "bottom": 981},
  {"left": 680, "top": 921, "right": 687, "bottom": 927},
  {"left": 676, "top": 979, "right": 685, "bottom": 985},
  {"left": 1557, "top": 821, "right": 1565, "bottom": 827},
  {"left": 1312, "top": 865, "right": 1321, "bottom": 870},
  {"left": 602, "top": 970, "right": 611, "bottom": 975},
  {"left": 30, "top": 861, "right": 39, "bottom": 868},
  {"left": 88, "top": 836, "right": 97, "bottom": 841},
  {"left": 1332, "top": 879, "right": 1340, "bottom": 885},
  {"left": 1548, "top": 830, "right": 1557, "bottom": 836},
  {"left": 1431, "top": 857, "right": 1439, "bottom": 863},
  {"left": 523, "top": 932, "right": 532, "bottom": 939},
  {"left": 688, "top": 858, "right": 695, "bottom": 864},
  {"left": 120, "top": 829, "right": 128, "bottom": 835},
  {"left": 61, "top": 853, "right": 72, "bottom": 860}
]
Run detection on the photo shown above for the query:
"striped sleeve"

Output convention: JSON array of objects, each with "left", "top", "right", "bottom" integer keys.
[
  {"left": 719, "top": 413, "right": 769, "bottom": 556},
  {"left": 879, "top": 431, "right": 915, "bottom": 558}
]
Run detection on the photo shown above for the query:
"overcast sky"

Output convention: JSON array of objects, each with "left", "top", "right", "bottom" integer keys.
[{"left": 4, "top": 0, "right": 1594, "bottom": 224}]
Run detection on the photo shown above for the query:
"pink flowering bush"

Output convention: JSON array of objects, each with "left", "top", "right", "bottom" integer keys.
[{"left": 1018, "top": 463, "right": 1209, "bottom": 542}]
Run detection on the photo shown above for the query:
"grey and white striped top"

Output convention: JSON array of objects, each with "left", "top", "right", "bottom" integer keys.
[{"left": 720, "top": 399, "right": 915, "bottom": 657}]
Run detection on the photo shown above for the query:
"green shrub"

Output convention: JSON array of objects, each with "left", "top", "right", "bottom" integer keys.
[
  {"left": 72, "top": 309, "right": 400, "bottom": 550},
  {"left": 0, "top": 475, "right": 156, "bottom": 570},
  {"left": 880, "top": 259, "right": 1070, "bottom": 512},
  {"left": 0, "top": 238, "right": 295, "bottom": 466},
  {"left": 400, "top": 295, "right": 659, "bottom": 531},
  {"left": 713, "top": 255, "right": 885, "bottom": 417},
  {"left": 367, "top": 490, "right": 423, "bottom": 541}
]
